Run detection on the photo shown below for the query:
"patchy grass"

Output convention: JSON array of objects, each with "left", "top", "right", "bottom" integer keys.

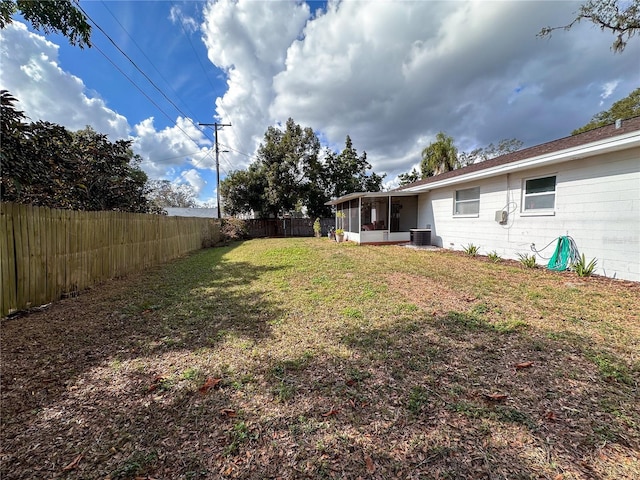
[{"left": 1, "top": 238, "right": 639, "bottom": 479}]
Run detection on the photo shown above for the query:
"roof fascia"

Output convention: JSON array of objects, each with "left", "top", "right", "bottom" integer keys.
[
  {"left": 402, "top": 132, "right": 640, "bottom": 193},
  {"left": 326, "top": 191, "right": 418, "bottom": 206}
]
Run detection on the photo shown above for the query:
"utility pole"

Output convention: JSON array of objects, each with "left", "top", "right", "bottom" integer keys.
[{"left": 199, "top": 122, "right": 231, "bottom": 219}]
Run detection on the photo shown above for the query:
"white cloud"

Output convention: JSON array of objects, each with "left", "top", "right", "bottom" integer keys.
[
  {"left": 178, "top": 169, "right": 207, "bottom": 196},
  {"left": 599, "top": 80, "right": 620, "bottom": 105},
  {"left": 132, "top": 116, "right": 212, "bottom": 177},
  {"left": 200, "top": 0, "right": 310, "bottom": 169},
  {"left": 3, "top": 0, "right": 640, "bottom": 196},
  {"left": 169, "top": 5, "right": 198, "bottom": 33},
  {"left": 0, "top": 21, "right": 214, "bottom": 187},
  {"left": 200, "top": 0, "right": 640, "bottom": 181},
  {"left": 0, "top": 22, "right": 130, "bottom": 138}
]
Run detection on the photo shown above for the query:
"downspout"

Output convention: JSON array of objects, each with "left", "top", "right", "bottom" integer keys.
[{"left": 506, "top": 173, "right": 511, "bottom": 242}]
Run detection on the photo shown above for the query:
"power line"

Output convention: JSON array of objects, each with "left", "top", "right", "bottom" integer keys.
[
  {"left": 101, "top": 1, "right": 200, "bottom": 122},
  {"left": 74, "top": 1, "right": 222, "bottom": 173},
  {"left": 169, "top": 1, "right": 246, "bottom": 162},
  {"left": 199, "top": 122, "right": 231, "bottom": 219},
  {"left": 75, "top": 2, "right": 195, "bottom": 125},
  {"left": 219, "top": 142, "right": 257, "bottom": 160}
]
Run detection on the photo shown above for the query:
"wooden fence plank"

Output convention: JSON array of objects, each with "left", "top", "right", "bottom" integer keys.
[
  {"left": 0, "top": 203, "right": 17, "bottom": 316},
  {"left": 1, "top": 204, "right": 223, "bottom": 317},
  {"left": 17, "top": 204, "right": 26, "bottom": 307}
]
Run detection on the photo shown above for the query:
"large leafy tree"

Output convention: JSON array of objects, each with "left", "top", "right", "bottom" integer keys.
[
  {"left": 219, "top": 165, "right": 268, "bottom": 217},
  {"left": 538, "top": 0, "right": 640, "bottom": 53},
  {"left": 325, "top": 135, "right": 385, "bottom": 198},
  {"left": 257, "top": 118, "right": 321, "bottom": 218},
  {"left": 220, "top": 124, "right": 385, "bottom": 218},
  {"left": 147, "top": 180, "right": 198, "bottom": 209},
  {"left": 572, "top": 87, "right": 640, "bottom": 134},
  {"left": 420, "top": 132, "right": 459, "bottom": 178},
  {"left": 0, "top": 0, "right": 91, "bottom": 47},
  {"left": 398, "top": 168, "right": 420, "bottom": 187},
  {"left": 1, "top": 91, "right": 154, "bottom": 212},
  {"left": 71, "top": 127, "right": 151, "bottom": 212},
  {"left": 399, "top": 136, "right": 522, "bottom": 186},
  {"left": 458, "top": 138, "right": 524, "bottom": 167}
]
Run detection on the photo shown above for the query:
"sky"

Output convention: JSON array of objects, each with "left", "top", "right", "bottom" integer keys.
[{"left": 1, "top": 0, "right": 639, "bottom": 205}]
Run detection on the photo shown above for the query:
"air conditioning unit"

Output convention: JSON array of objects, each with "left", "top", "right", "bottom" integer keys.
[{"left": 495, "top": 210, "right": 508, "bottom": 224}]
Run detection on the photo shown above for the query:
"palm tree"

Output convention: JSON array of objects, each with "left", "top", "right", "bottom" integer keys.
[{"left": 420, "top": 132, "right": 459, "bottom": 177}]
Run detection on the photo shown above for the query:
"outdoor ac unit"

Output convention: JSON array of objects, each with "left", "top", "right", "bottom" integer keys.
[{"left": 495, "top": 210, "right": 508, "bottom": 224}]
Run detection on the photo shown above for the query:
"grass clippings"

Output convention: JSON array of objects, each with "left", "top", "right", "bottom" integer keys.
[{"left": 1, "top": 238, "right": 639, "bottom": 479}]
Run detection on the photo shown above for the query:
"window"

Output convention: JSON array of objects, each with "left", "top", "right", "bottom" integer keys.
[
  {"left": 454, "top": 187, "right": 480, "bottom": 216},
  {"left": 523, "top": 175, "right": 556, "bottom": 212},
  {"left": 361, "top": 197, "right": 388, "bottom": 230}
]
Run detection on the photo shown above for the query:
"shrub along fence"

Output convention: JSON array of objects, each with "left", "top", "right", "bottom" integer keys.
[{"left": 0, "top": 202, "right": 220, "bottom": 317}]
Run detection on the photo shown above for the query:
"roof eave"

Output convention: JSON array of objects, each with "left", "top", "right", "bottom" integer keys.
[
  {"left": 325, "top": 190, "right": 419, "bottom": 206},
  {"left": 401, "top": 131, "right": 640, "bottom": 193}
]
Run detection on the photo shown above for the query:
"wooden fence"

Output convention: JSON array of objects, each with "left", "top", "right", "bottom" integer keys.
[
  {"left": 0, "top": 203, "right": 220, "bottom": 317},
  {"left": 244, "top": 217, "right": 334, "bottom": 238}
]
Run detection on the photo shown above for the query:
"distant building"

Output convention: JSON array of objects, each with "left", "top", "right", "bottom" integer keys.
[{"left": 164, "top": 208, "right": 219, "bottom": 218}]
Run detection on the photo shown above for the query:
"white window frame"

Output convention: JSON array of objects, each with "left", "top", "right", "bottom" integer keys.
[
  {"left": 453, "top": 186, "right": 480, "bottom": 217},
  {"left": 522, "top": 175, "right": 556, "bottom": 215}
]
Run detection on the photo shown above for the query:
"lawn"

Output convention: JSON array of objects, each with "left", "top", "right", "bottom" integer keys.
[{"left": 1, "top": 238, "right": 639, "bottom": 479}]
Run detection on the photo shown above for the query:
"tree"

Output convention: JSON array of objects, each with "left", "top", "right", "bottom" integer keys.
[
  {"left": 420, "top": 132, "right": 459, "bottom": 178},
  {"left": 572, "top": 87, "right": 640, "bottom": 134},
  {"left": 1, "top": 92, "right": 155, "bottom": 212},
  {"left": 219, "top": 165, "right": 268, "bottom": 217},
  {"left": 538, "top": 0, "right": 640, "bottom": 53},
  {"left": 325, "top": 136, "right": 386, "bottom": 199},
  {"left": 397, "top": 168, "right": 421, "bottom": 186},
  {"left": 256, "top": 118, "right": 321, "bottom": 218},
  {"left": 0, "top": 90, "right": 32, "bottom": 194},
  {"left": 458, "top": 138, "right": 524, "bottom": 166},
  {"left": 0, "top": 0, "right": 91, "bottom": 48},
  {"left": 219, "top": 125, "right": 386, "bottom": 218},
  {"left": 70, "top": 127, "right": 152, "bottom": 212},
  {"left": 147, "top": 180, "right": 197, "bottom": 208}
]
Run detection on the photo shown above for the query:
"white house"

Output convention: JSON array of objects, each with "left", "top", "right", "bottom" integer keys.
[
  {"left": 328, "top": 117, "right": 640, "bottom": 282},
  {"left": 164, "top": 207, "right": 219, "bottom": 218}
]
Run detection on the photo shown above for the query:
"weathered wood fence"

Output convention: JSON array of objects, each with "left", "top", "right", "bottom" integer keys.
[
  {"left": 244, "top": 218, "right": 334, "bottom": 238},
  {"left": 0, "top": 203, "right": 220, "bottom": 317}
]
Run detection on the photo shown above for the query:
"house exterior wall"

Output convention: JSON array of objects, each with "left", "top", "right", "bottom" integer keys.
[{"left": 417, "top": 146, "right": 640, "bottom": 281}]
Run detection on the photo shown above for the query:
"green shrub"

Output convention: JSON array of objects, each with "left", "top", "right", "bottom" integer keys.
[
  {"left": 573, "top": 253, "right": 597, "bottom": 277},
  {"left": 221, "top": 218, "right": 249, "bottom": 241},
  {"left": 487, "top": 251, "right": 501, "bottom": 263},
  {"left": 517, "top": 253, "right": 537, "bottom": 268},
  {"left": 463, "top": 243, "right": 479, "bottom": 256}
]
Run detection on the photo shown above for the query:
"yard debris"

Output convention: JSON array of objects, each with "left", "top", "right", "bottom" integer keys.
[
  {"left": 322, "top": 408, "right": 340, "bottom": 417},
  {"left": 62, "top": 452, "right": 84, "bottom": 471},
  {"left": 545, "top": 411, "right": 559, "bottom": 421},
  {"left": 483, "top": 393, "right": 508, "bottom": 402},
  {"left": 2, "top": 239, "right": 639, "bottom": 479},
  {"left": 515, "top": 361, "right": 534, "bottom": 370},
  {"left": 199, "top": 377, "right": 222, "bottom": 394},
  {"left": 365, "top": 455, "right": 375, "bottom": 473},
  {"left": 147, "top": 375, "right": 166, "bottom": 392}
]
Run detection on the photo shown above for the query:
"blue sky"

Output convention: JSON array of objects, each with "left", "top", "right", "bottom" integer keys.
[{"left": 1, "top": 0, "right": 639, "bottom": 205}]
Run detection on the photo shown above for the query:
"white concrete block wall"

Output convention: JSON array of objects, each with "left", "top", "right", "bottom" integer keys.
[{"left": 417, "top": 147, "right": 640, "bottom": 281}]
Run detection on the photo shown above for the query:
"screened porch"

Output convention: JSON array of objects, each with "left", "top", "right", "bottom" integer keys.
[{"left": 326, "top": 192, "right": 420, "bottom": 245}]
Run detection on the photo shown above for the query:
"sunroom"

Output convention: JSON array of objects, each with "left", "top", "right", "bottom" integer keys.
[{"left": 325, "top": 192, "right": 423, "bottom": 245}]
